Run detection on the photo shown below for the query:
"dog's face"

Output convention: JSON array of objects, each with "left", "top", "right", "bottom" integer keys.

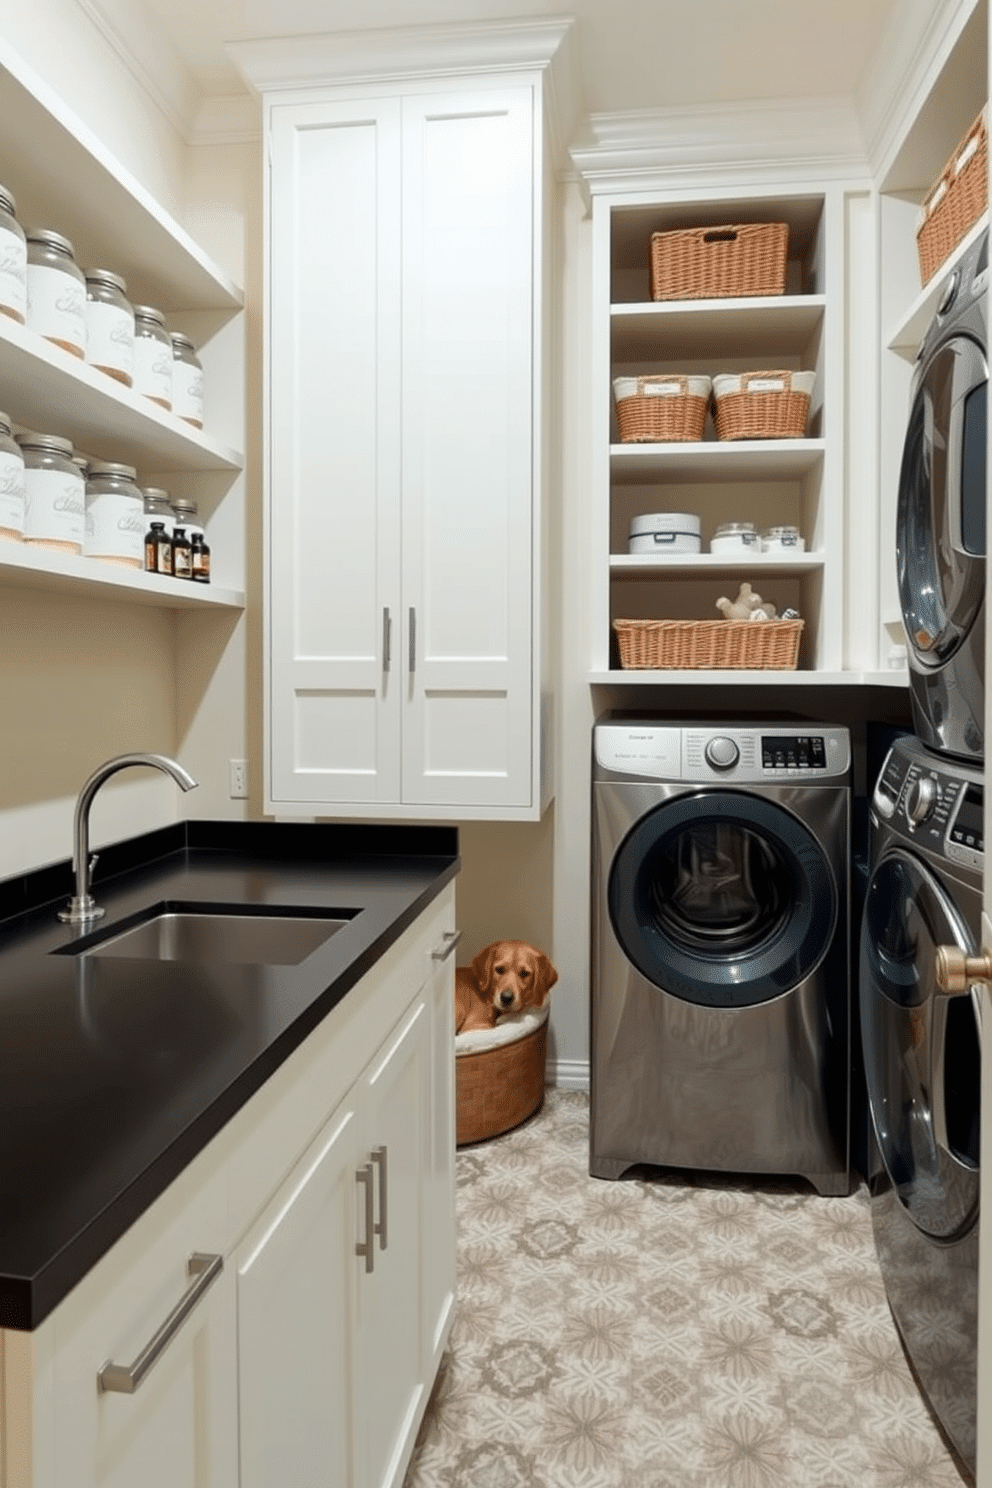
[{"left": 471, "top": 940, "right": 558, "bottom": 1017}]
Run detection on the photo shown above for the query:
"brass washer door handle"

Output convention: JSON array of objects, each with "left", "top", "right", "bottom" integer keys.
[{"left": 934, "top": 944, "right": 992, "bottom": 995}]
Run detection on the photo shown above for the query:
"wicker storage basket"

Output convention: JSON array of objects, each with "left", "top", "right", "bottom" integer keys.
[
  {"left": 613, "top": 617, "right": 804, "bottom": 671},
  {"left": 917, "top": 107, "right": 988, "bottom": 286},
  {"left": 613, "top": 374, "right": 711, "bottom": 442},
  {"left": 456, "top": 1016, "right": 547, "bottom": 1145},
  {"left": 650, "top": 222, "right": 788, "bottom": 301},
  {"left": 712, "top": 370, "right": 814, "bottom": 441}
]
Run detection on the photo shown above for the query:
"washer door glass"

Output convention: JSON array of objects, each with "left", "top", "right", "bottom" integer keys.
[
  {"left": 860, "top": 848, "right": 981, "bottom": 1240},
  {"left": 607, "top": 791, "right": 837, "bottom": 1009},
  {"left": 897, "top": 333, "right": 987, "bottom": 666}
]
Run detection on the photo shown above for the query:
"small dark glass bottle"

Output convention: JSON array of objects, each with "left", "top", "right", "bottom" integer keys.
[
  {"left": 190, "top": 530, "right": 211, "bottom": 583},
  {"left": 145, "top": 519, "right": 172, "bottom": 574},
  {"left": 172, "top": 524, "right": 192, "bottom": 579}
]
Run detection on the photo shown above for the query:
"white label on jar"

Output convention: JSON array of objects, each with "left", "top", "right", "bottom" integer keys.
[
  {"left": 0, "top": 224, "right": 26, "bottom": 320},
  {"left": 23, "top": 467, "right": 85, "bottom": 546},
  {"left": 0, "top": 448, "right": 26, "bottom": 532},
  {"left": 86, "top": 301, "right": 134, "bottom": 380},
  {"left": 25, "top": 264, "right": 86, "bottom": 353},
  {"left": 85, "top": 491, "right": 145, "bottom": 561},
  {"left": 133, "top": 335, "right": 173, "bottom": 404},
  {"left": 171, "top": 359, "right": 204, "bottom": 422}
]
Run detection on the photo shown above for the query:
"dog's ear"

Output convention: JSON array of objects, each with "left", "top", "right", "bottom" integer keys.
[
  {"left": 471, "top": 942, "right": 498, "bottom": 994},
  {"left": 536, "top": 952, "right": 559, "bottom": 1001}
]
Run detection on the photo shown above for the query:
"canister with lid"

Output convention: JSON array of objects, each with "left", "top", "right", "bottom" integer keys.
[
  {"left": 170, "top": 494, "right": 203, "bottom": 543},
  {"left": 761, "top": 524, "right": 805, "bottom": 553},
  {"left": 85, "top": 461, "right": 145, "bottom": 569},
  {"left": 710, "top": 521, "right": 760, "bottom": 555},
  {"left": 170, "top": 332, "right": 203, "bottom": 427},
  {"left": 143, "top": 487, "right": 174, "bottom": 544},
  {"left": 25, "top": 229, "right": 86, "bottom": 358},
  {"left": 0, "top": 412, "right": 26, "bottom": 541},
  {"left": 0, "top": 185, "right": 27, "bottom": 324},
  {"left": 628, "top": 512, "right": 701, "bottom": 555},
  {"left": 84, "top": 270, "right": 134, "bottom": 387},
  {"left": 132, "top": 305, "right": 173, "bottom": 409},
  {"left": 17, "top": 432, "right": 85, "bottom": 552}
]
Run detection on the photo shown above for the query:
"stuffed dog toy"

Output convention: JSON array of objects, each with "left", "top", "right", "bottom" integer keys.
[{"left": 455, "top": 940, "right": 558, "bottom": 1033}]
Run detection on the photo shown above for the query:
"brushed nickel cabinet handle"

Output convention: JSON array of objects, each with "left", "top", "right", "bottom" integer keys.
[
  {"left": 356, "top": 1163, "right": 375, "bottom": 1274},
  {"left": 431, "top": 929, "right": 462, "bottom": 962},
  {"left": 372, "top": 1145, "right": 388, "bottom": 1251},
  {"left": 383, "top": 607, "right": 392, "bottom": 673},
  {"left": 409, "top": 607, "right": 416, "bottom": 673},
  {"left": 97, "top": 1252, "right": 223, "bottom": 1394}
]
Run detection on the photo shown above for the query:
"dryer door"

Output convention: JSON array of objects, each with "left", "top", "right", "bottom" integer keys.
[
  {"left": 607, "top": 790, "right": 837, "bottom": 1008},
  {"left": 860, "top": 848, "right": 981, "bottom": 1240},
  {"left": 897, "top": 333, "right": 987, "bottom": 668}
]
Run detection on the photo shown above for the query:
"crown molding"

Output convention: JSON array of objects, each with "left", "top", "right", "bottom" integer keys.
[
  {"left": 569, "top": 96, "right": 871, "bottom": 201},
  {"left": 74, "top": 0, "right": 200, "bottom": 144}
]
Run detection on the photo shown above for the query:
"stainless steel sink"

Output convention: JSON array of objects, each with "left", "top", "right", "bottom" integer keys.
[{"left": 61, "top": 905, "right": 360, "bottom": 966}]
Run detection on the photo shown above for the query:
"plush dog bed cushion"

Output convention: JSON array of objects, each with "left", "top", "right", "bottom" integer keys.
[{"left": 455, "top": 1004, "right": 549, "bottom": 1146}]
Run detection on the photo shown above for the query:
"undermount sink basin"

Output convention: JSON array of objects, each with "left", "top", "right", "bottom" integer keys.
[{"left": 59, "top": 903, "right": 361, "bottom": 966}]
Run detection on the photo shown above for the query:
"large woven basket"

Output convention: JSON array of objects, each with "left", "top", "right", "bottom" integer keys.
[
  {"left": 650, "top": 222, "right": 788, "bottom": 301},
  {"left": 456, "top": 1018, "right": 547, "bottom": 1146},
  {"left": 613, "top": 618, "right": 804, "bottom": 671},
  {"left": 917, "top": 108, "right": 988, "bottom": 286},
  {"left": 712, "top": 370, "right": 813, "bottom": 441},
  {"left": 613, "top": 373, "right": 711, "bottom": 442}
]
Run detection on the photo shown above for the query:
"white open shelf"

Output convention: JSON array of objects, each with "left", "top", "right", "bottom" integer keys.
[
  {"left": 886, "top": 212, "right": 988, "bottom": 357},
  {"left": 611, "top": 295, "right": 825, "bottom": 362},
  {"left": 610, "top": 439, "right": 825, "bottom": 483},
  {"left": 610, "top": 552, "right": 823, "bottom": 578},
  {"left": 588, "top": 668, "right": 909, "bottom": 686},
  {"left": 0, "top": 542, "right": 244, "bottom": 610}
]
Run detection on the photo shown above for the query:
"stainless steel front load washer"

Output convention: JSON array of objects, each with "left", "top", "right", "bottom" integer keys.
[
  {"left": 897, "top": 228, "right": 988, "bottom": 763},
  {"left": 591, "top": 718, "right": 850, "bottom": 1195},
  {"left": 861, "top": 733, "right": 982, "bottom": 1475}
]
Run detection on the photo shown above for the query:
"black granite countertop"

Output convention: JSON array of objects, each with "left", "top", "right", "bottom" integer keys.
[{"left": 0, "top": 820, "right": 459, "bottom": 1331}]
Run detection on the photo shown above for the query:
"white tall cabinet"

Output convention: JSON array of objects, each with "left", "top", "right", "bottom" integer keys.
[{"left": 236, "top": 24, "right": 575, "bottom": 821}]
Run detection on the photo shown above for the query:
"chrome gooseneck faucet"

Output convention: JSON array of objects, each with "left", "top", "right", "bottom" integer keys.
[{"left": 59, "top": 753, "right": 198, "bottom": 925}]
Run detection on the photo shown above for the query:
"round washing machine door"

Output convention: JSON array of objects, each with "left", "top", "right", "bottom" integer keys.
[
  {"left": 607, "top": 790, "right": 837, "bottom": 1009},
  {"left": 860, "top": 848, "right": 981, "bottom": 1240},
  {"left": 897, "top": 332, "right": 987, "bottom": 669}
]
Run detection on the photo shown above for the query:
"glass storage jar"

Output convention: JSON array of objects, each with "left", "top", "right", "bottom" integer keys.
[
  {"left": 710, "top": 521, "right": 759, "bottom": 555},
  {"left": 0, "top": 184, "right": 27, "bottom": 324},
  {"left": 84, "top": 269, "right": 134, "bottom": 387},
  {"left": 17, "top": 432, "right": 85, "bottom": 552},
  {"left": 170, "top": 493, "right": 203, "bottom": 543},
  {"left": 0, "top": 411, "right": 26, "bottom": 541},
  {"left": 761, "top": 524, "right": 805, "bottom": 553},
  {"left": 143, "top": 487, "right": 174, "bottom": 546},
  {"left": 25, "top": 229, "right": 86, "bottom": 358},
  {"left": 132, "top": 305, "right": 173, "bottom": 409},
  {"left": 85, "top": 461, "right": 144, "bottom": 569},
  {"left": 170, "top": 332, "right": 203, "bottom": 427}
]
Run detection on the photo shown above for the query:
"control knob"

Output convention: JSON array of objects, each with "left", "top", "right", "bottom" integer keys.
[
  {"left": 905, "top": 775, "right": 938, "bottom": 825},
  {"left": 705, "top": 736, "right": 739, "bottom": 771}
]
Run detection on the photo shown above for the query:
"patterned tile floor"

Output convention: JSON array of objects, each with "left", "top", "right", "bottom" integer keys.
[{"left": 404, "top": 1089, "right": 970, "bottom": 1488}]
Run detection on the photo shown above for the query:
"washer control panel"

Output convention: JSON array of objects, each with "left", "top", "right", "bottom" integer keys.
[
  {"left": 594, "top": 722, "right": 850, "bottom": 783},
  {"left": 872, "top": 740, "right": 984, "bottom": 872}
]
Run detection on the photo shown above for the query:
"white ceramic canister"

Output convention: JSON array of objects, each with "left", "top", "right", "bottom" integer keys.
[
  {"left": 761, "top": 524, "right": 805, "bottom": 553},
  {"left": 85, "top": 460, "right": 145, "bottom": 569},
  {"left": 17, "top": 432, "right": 85, "bottom": 553},
  {"left": 710, "top": 521, "right": 760, "bottom": 555},
  {"left": 25, "top": 229, "right": 86, "bottom": 358},
  {"left": 628, "top": 511, "right": 701, "bottom": 555},
  {"left": 0, "top": 411, "right": 26, "bottom": 540},
  {"left": 0, "top": 185, "right": 27, "bottom": 324},
  {"left": 132, "top": 305, "right": 173, "bottom": 409},
  {"left": 84, "top": 269, "right": 135, "bottom": 387},
  {"left": 170, "top": 332, "right": 204, "bottom": 427}
]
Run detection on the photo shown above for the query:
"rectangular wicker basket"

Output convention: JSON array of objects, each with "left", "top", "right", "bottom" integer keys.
[
  {"left": 613, "top": 618, "right": 804, "bottom": 671},
  {"left": 917, "top": 107, "right": 988, "bottom": 286},
  {"left": 650, "top": 222, "right": 788, "bottom": 301},
  {"left": 613, "top": 373, "right": 710, "bottom": 443},
  {"left": 712, "top": 370, "right": 813, "bottom": 441}
]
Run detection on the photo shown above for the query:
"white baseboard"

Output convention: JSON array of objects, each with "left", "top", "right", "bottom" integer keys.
[{"left": 547, "top": 1059, "right": 589, "bottom": 1091}]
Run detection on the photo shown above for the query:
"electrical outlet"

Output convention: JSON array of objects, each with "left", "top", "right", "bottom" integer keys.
[{"left": 229, "top": 759, "right": 248, "bottom": 799}]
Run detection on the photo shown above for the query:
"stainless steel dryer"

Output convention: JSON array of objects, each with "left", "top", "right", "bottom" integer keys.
[
  {"left": 861, "top": 733, "right": 982, "bottom": 1476},
  {"left": 897, "top": 229, "right": 988, "bottom": 762},
  {"left": 591, "top": 719, "right": 850, "bottom": 1195}
]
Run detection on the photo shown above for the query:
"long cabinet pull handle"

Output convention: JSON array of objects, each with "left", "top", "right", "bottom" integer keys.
[
  {"left": 372, "top": 1145, "right": 388, "bottom": 1251},
  {"left": 355, "top": 1163, "right": 375, "bottom": 1273},
  {"left": 431, "top": 929, "right": 462, "bottom": 963},
  {"left": 409, "top": 607, "right": 416, "bottom": 673},
  {"left": 383, "top": 607, "right": 391, "bottom": 673},
  {"left": 97, "top": 1252, "right": 223, "bottom": 1394}
]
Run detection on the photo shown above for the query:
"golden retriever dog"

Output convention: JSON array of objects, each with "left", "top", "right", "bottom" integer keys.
[{"left": 455, "top": 939, "right": 558, "bottom": 1033}]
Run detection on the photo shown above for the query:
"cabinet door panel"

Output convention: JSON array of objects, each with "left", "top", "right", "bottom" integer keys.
[
  {"left": 401, "top": 90, "right": 535, "bottom": 808},
  {"left": 425, "top": 946, "right": 457, "bottom": 1372},
  {"left": 268, "top": 98, "right": 402, "bottom": 805}
]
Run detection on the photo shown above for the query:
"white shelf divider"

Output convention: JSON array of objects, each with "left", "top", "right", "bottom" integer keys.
[
  {"left": 588, "top": 668, "right": 908, "bottom": 687},
  {"left": 609, "top": 552, "right": 823, "bottom": 578},
  {"left": 611, "top": 295, "right": 826, "bottom": 361},
  {"left": 886, "top": 211, "right": 988, "bottom": 357},
  {"left": 610, "top": 438, "right": 826, "bottom": 483},
  {"left": 1, "top": 543, "right": 245, "bottom": 610}
]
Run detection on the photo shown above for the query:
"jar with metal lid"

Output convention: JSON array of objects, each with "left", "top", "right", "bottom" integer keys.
[
  {"left": 170, "top": 332, "right": 203, "bottom": 427},
  {"left": 0, "top": 411, "right": 26, "bottom": 541},
  {"left": 132, "top": 305, "right": 172, "bottom": 409},
  {"left": 143, "top": 487, "right": 174, "bottom": 538},
  {"left": 761, "top": 524, "right": 805, "bottom": 554},
  {"left": 17, "top": 432, "right": 85, "bottom": 552},
  {"left": 85, "top": 461, "right": 144, "bottom": 569},
  {"left": 170, "top": 493, "right": 203, "bottom": 542},
  {"left": 710, "top": 521, "right": 759, "bottom": 555},
  {"left": 0, "top": 185, "right": 27, "bottom": 324},
  {"left": 84, "top": 270, "right": 134, "bottom": 387},
  {"left": 25, "top": 229, "right": 86, "bottom": 358}
]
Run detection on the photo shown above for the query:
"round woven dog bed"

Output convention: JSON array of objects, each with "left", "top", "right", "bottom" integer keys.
[{"left": 455, "top": 1005, "right": 548, "bottom": 1146}]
